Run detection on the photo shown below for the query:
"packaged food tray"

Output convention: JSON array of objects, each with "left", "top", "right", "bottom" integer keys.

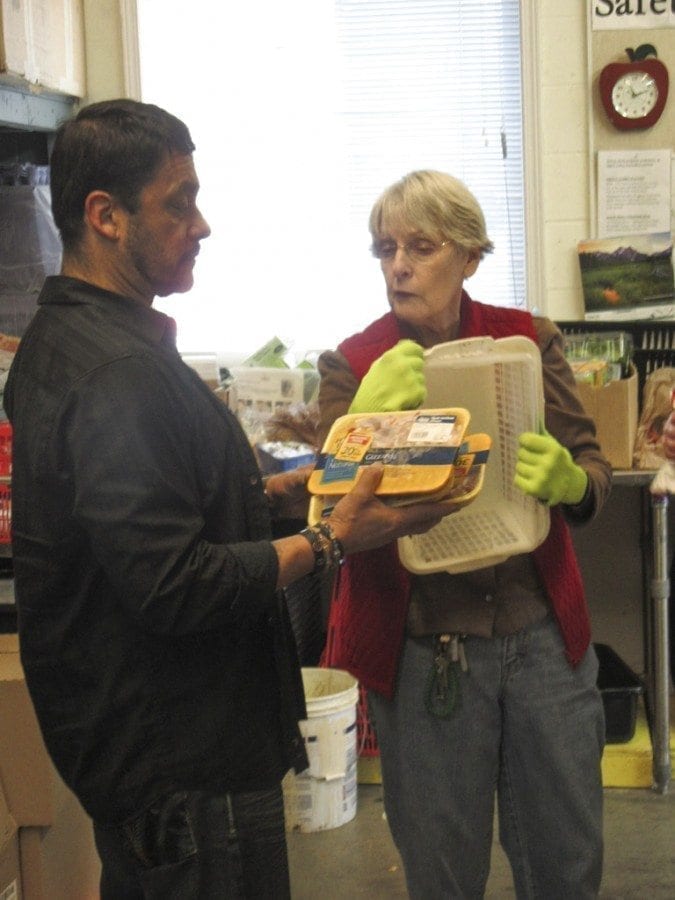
[
  {"left": 308, "top": 408, "right": 470, "bottom": 500},
  {"left": 308, "top": 429, "right": 490, "bottom": 524},
  {"left": 398, "top": 336, "right": 549, "bottom": 575}
]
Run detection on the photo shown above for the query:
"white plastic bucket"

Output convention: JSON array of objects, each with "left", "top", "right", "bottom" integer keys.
[{"left": 283, "top": 667, "right": 359, "bottom": 833}]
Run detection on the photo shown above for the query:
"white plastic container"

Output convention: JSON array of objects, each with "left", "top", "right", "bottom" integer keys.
[
  {"left": 398, "top": 336, "right": 550, "bottom": 574},
  {"left": 283, "top": 668, "right": 359, "bottom": 833}
]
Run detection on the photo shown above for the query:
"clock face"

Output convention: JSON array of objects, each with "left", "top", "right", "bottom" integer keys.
[{"left": 611, "top": 71, "right": 658, "bottom": 119}]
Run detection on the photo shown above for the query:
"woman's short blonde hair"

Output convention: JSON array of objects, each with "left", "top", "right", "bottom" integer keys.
[{"left": 368, "top": 170, "right": 494, "bottom": 259}]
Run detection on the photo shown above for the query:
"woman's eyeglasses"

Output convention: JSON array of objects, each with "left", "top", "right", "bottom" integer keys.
[{"left": 370, "top": 238, "right": 451, "bottom": 263}]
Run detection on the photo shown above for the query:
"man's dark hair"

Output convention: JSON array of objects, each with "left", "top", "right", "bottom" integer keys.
[{"left": 50, "top": 99, "right": 196, "bottom": 252}]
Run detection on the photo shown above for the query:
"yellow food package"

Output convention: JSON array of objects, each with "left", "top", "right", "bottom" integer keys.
[
  {"left": 385, "top": 431, "right": 491, "bottom": 506},
  {"left": 306, "top": 431, "right": 490, "bottom": 523},
  {"left": 307, "top": 408, "right": 470, "bottom": 498},
  {"left": 428, "top": 432, "right": 491, "bottom": 505}
]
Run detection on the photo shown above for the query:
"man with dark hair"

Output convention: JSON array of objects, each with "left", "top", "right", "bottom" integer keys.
[
  {"left": 3, "top": 99, "right": 453, "bottom": 898},
  {"left": 49, "top": 99, "right": 197, "bottom": 253}
]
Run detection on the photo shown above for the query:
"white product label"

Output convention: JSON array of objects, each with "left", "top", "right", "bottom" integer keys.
[{"left": 407, "top": 414, "right": 457, "bottom": 444}]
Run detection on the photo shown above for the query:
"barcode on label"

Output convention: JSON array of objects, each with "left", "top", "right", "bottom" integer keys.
[{"left": 408, "top": 415, "right": 457, "bottom": 444}]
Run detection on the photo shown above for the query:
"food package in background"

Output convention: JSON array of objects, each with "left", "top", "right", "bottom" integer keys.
[
  {"left": 569, "top": 359, "right": 609, "bottom": 387},
  {"left": 633, "top": 367, "right": 675, "bottom": 470},
  {"left": 255, "top": 441, "right": 316, "bottom": 474},
  {"left": 307, "top": 408, "right": 470, "bottom": 500},
  {"left": 563, "top": 331, "right": 633, "bottom": 381}
]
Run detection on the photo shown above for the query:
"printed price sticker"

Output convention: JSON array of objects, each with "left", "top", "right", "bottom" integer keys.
[{"left": 335, "top": 430, "right": 373, "bottom": 463}]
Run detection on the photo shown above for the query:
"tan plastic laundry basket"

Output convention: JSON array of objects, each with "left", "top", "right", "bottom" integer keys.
[{"left": 397, "top": 336, "right": 550, "bottom": 574}]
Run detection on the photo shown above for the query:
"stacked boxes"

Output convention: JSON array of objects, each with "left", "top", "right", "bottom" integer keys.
[
  {"left": 0, "top": 780, "right": 20, "bottom": 900},
  {"left": 0, "top": 635, "right": 101, "bottom": 899}
]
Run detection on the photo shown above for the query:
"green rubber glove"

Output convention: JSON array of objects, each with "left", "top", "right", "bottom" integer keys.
[
  {"left": 349, "top": 339, "right": 427, "bottom": 414},
  {"left": 514, "top": 429, "right": 588, "bottom": 506}
]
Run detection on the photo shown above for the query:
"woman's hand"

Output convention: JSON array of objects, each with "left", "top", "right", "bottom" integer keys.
[
  {"left": 514, "top": 430, "right": 588, "bottom": 506},
  {"left": 349, "top": 340, "right": 426, "bottom": 413},
  {"left": 264, "top": 464, "right": 314, "bottom": 519}
]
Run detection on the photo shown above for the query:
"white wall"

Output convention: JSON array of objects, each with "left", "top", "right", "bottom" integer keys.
[
  {"left": 81, "top": 1, "right": 126, "bottom": 100},
  {"left": 537, "top": 3, "right": 590, "bottom": 322}
]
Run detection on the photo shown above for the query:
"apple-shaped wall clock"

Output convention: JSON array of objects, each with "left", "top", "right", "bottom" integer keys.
[{"left": 599, "top": 44, "right": 669, "bottom": 131}]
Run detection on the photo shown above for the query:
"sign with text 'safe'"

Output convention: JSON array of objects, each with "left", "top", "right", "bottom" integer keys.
[{"left": 592, "top": 0, "right": 675, "bottom": 30}]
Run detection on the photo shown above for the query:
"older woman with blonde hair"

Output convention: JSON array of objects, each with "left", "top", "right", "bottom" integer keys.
[{"left": 317, "top": 170, "right": 611, "bottom": 899}]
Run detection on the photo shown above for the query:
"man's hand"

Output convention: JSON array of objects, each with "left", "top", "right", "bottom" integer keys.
[
  {"left": 328, "top": 464, "right": 459, "bottom": 554},
  {"left": 264, "top": 464, "right": 314, "bottom": 519},
  {"left": 514, "top": 430, "right": 588, "bottom": 506},
  {"left": 349, "top": 340, "right": 426, "bottom": 414}
]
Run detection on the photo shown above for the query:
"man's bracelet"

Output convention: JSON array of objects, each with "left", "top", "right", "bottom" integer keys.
[
  {"left": 315, "top": 521, "right": 345, "bottom": 569},
  {"left": 299, "top": 523, "right": 345, "bottom": 574}
]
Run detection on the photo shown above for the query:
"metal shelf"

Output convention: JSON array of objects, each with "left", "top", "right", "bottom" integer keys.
[{"left": 612, "top": 468, "right": 671, "bottom": 794}]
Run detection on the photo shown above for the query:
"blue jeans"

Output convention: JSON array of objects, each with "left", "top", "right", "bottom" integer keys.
[
  {"left": 369, "top": 616, "right": 605, "bottom": 899},
  {"left": 93, "top": 785, "right": 290, "bottom": 899}
]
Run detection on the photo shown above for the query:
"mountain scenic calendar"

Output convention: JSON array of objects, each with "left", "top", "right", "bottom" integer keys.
[{"left": 578, "top": 233, "right": 674, "bottom": 321}]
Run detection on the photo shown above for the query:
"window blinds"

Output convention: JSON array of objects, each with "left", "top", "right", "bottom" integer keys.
[{"left": 137, "top": 0, "right": 524, "bottom": 355}]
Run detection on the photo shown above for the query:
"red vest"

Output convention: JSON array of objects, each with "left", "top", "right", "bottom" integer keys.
[{"left": 323, "top": 293, "right": 590, "bottom": 697}]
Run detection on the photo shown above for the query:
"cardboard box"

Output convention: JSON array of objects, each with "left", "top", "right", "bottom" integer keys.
[
  {"left": 576, "top": 363, "right": 638, "bottom": 470},
  {"left": 0, "top": 781, "right": 21, "bottom": 900},
  {"left": 0, "top": 635, "right": 100, "bottom": 900}
]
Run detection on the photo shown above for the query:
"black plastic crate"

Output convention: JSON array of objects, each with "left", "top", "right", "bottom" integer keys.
[
  {"left": 0, "top": 607, "right": 16, "bottom": 633},
  {"left": 594, "top": 642, "right": 644, "bottom": 744}
]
